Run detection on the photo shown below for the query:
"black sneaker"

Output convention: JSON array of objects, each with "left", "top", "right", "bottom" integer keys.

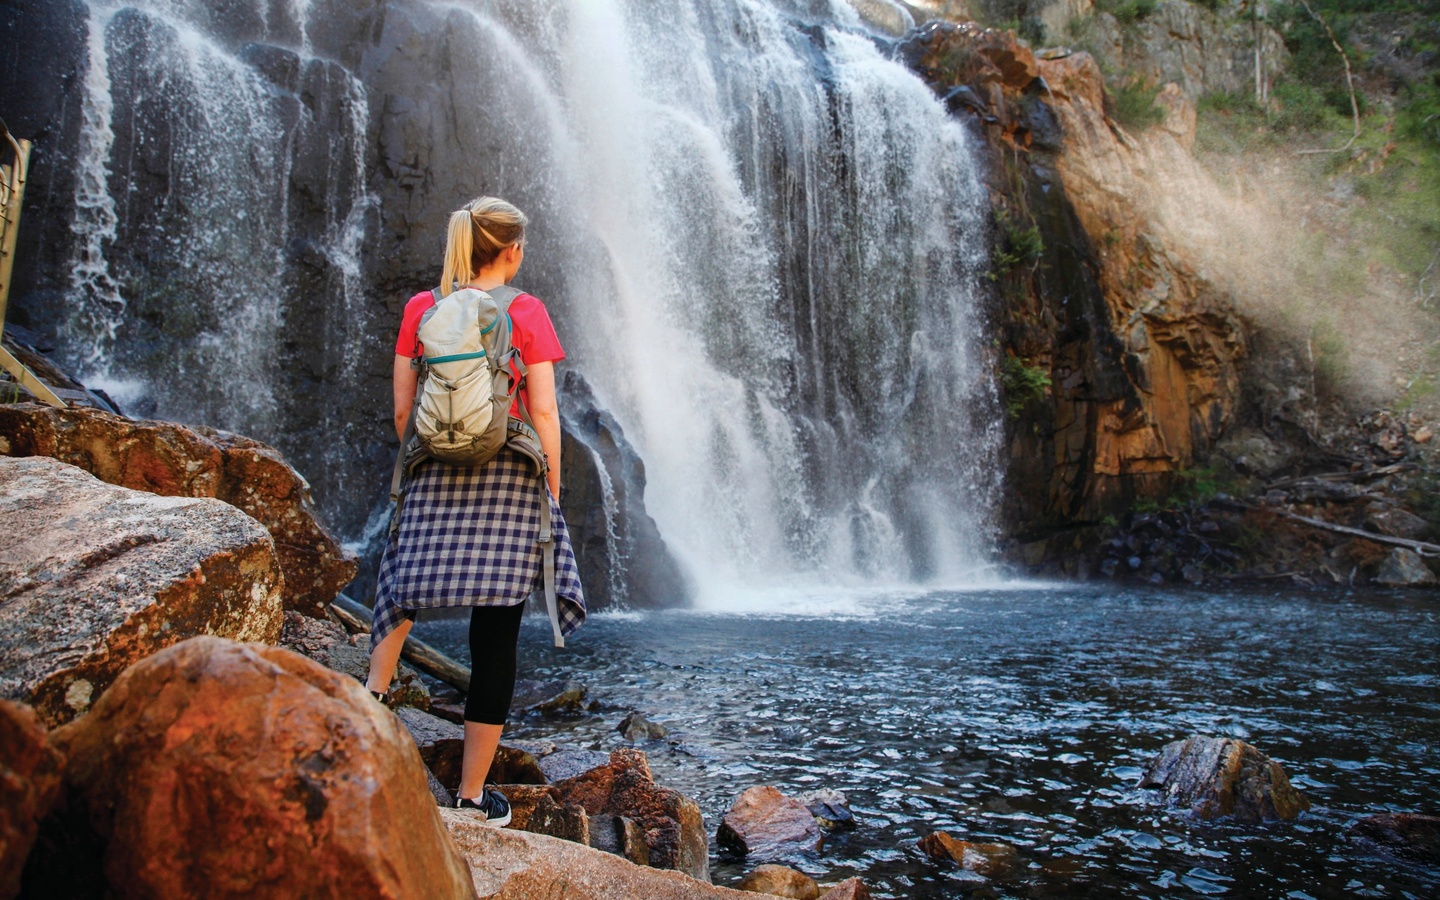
[{"left": 455, "top": 787, "right": 512, "bottom": 827}]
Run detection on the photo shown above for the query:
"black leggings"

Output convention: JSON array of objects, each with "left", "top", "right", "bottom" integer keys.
[{"left": 465, "top": 602, "right": 526, "bottom": 725}]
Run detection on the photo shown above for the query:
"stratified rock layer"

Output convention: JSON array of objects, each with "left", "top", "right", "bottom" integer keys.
[
  {"left": 46, "top": 636, "right": 475, "bottom": 899},
  {"left": 0, "top": 699, "right": 64, "bottom": 900},
  {"left": 1139, "top": 735, "right": 1310, "bottom": 822},
  {"left": 0, "top": 404, "right": 356, "bottom": 616},
  {"left": 0, "top": 456, "right": 283, "bottom": 725}
]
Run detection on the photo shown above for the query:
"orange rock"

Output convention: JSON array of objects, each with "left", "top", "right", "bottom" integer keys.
[
  {"left": 717, "top": 785, "right": 823, "bottom": 860},
  {"left": 919, "top": 832, "right": 1019, "bottom": 877},
  {"left": 0, "top": 404, "right": 355, "bottom": 615},
  {"left": 553, "top": 748, "right": 709, "bottom": 880},
  {"left": 0, "top": 699, "right": 64, "bottom": 899},
  {"left": 45, "top": 636, "right": 475, "bottom": 898}
]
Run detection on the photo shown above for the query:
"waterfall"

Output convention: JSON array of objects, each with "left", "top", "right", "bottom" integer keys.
[{"left": 51, "top": 0, "right": 1000, "bottom": 603}]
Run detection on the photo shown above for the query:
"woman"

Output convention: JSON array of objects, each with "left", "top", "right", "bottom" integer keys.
[{"left": 366, "top": 196, "right": 585, "bottom": 826}]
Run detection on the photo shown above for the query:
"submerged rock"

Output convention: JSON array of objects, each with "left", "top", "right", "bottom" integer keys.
[
  {"left": 619, "top": 710, "right": 668, "bottom": 741},
  {"left": 737, "top": 863, "right": 819, "bottom": 898},
  {"left": 918, "top": 832, "right": 1019, "bottom": 877},
  {"left": 39, "top": 636, "right": 473, "bottom": 898},
  {"left": 797, "top": 788, "right": 856, "bottom": 831},
  {"left": 1139, "top": 736, "right": 1310, "bottom": 822},
  {"left": 0, "top": 699, "right": 64, "bottom": 899},
  {"left": 717, "top": 785, "right": 823, "bottom": 861},
  {"left": 0, "top": 404, "right": 356, "bottom": 616},
  {"left": 1347, "top": 812, "right": 1440, "bottom": 866},
  {"left": 0, "top": 456, "right": 283, "bottom": 726}
]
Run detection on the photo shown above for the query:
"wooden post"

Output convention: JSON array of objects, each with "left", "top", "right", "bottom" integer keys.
[{"left": 0, "top": 129, "right": 65, "bottom": 408}]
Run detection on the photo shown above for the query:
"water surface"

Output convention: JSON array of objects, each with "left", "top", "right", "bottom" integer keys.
[{"left": 419, "top": 587, "right": 1440, "bottom": 898}]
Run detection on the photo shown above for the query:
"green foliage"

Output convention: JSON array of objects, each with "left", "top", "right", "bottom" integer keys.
[
  {"left": 990, "top": 209, "right": 1045, "bottom": 278},
  {"left": 1110, "top": 79, "right": 1167, "bottom": 130},
  {"left": 1000, "top": 355, "right": 1052, "bottom": 419},
  {"left": 1098, "top": 0, "right": 1157, "bottom": 24}
]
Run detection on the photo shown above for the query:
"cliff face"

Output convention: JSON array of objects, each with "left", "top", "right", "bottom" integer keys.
[{"left": 901, "top": 23, "right": 1250, "bottom": 541}]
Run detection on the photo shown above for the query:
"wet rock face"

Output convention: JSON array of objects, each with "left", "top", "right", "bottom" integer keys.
[
  {"left": 717, "top": 785, "right": 823, "bottom": 861},
  {"left": 1348, "top": 813, "right": 1440, "bottom": 866},
  {"left": 0, "top": 699, "right": 64, "bottom": 900},
  {"left": 899, "top": 26, "right": 1249, "bottom": 537},
  {"left": 0, "top": 404, "right": 356, "bottom": 616},
  {"left": 1139, "top": 736, "right": 1310, "bottom": 822},
  {"left": 0, "top": 456, "right": 283, "bottom": 726},
  {"left": 40, "top": 636, "right": 475, "bottom": 899}
]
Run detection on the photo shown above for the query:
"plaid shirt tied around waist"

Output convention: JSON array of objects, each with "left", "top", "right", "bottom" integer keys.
[{"left": 370, "top": 447, "right": 585, "bottom": 649}]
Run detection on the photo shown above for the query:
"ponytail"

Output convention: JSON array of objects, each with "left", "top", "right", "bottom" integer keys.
[
  {"left": 437, "top": 197, "right": 529, "bottom": 295},
  {"left": 438, "top": 209, "right": 476, "bottom": 298}
]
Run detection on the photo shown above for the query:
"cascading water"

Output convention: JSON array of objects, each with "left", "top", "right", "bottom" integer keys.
[{"left": 46, "top": 0, "right": 1000, "bottom": 604}]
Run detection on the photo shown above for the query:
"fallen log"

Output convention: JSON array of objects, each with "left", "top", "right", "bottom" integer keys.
[
  {"left": 1272, "top": 510, "right": 1440, "bottom": 558},
  {"left": 330, "top": 593, "right": 472, "bottom": 692}
]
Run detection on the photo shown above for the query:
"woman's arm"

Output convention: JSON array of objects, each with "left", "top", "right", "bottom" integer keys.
[
  {"left": 525, "top": 361, "right": 562, "bottom": 499},
  {"left": 393, "top": 354, "right": 418, "bottom": 441}
]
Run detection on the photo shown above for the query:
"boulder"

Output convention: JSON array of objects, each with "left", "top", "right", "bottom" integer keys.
[
  {"left": 395, "top": 707, "right": 466, "bottom": 788},
  {"left": 1139, "top": 736, "right": 1310, "bottom": 822},
  {"left": 818, "top": 878, "right": 873, "bottom": 900},
  {"left": 918, "top": 832, "right": 1019, "bottom": 877},
  {"left": 1374, "top": 548, "right": 1438, "bottom": 587},
  {"left": 797, "top": 788, "right": 855, "bottom": 831},
  {"left": 41, "top": 636, "right": 474, "bottom": 898},
  {"left": 0, "top": 404, "right": 356, "bottom": 616},
  {"left": 717, "top": 786, "right": 823, "bottom": 860},
  {"left": 553, "top": 748, "right": 709, "bottom": 881},
  {"left": 1347, "top": 813, "right": 1440, "bottom": 866},
  {"left": 619, "top": 710, "right": 669, "bottom": 741},
  {"left": 440, "top": 811, "right": 752, "bottom": 899},
  {"left": 1364, "top": 508, "right": 1430, "bottom": 541},
  {"left": 736, "top": 864, "right": 819, "bottom": 899},
  {"left": 0, "top": 699, "right": 64, "bottom": 900},
  {"left": 539, "top": 748, "right": 613, "bottom": 783},
  {"left": 0, "top": 456, "right": 283, "bottom": 726}
]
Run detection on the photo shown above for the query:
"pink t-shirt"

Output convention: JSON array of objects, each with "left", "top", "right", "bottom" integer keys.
[{"left": 395, "top": 289, "right": 565, "bottom": 416}]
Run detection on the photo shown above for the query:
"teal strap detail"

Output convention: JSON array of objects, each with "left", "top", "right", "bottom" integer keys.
[{"left": 428, "top": 349, "right": 487, "bottom": 365}]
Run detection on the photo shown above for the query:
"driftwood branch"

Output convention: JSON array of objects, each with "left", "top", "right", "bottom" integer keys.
[
  {"left": 1266, "top": 462, "right": 1413, "bottom": 490},
  {"left": 330, "top": 593, "right": 473, "bottom": 692},
  {"left": 1296, "top": 0, "right": 1363, "bottom": 155},
  {"left": 1272, "top": 509, "right": 1440, "bottom": 558}
]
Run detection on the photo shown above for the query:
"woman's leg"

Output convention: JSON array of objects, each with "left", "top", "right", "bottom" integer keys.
[
  {"left": 365, "top": 616, "right": 414, "bottom": 696},
  {"left": 457, "top": 602, "right": 525, "bottom": 799}
]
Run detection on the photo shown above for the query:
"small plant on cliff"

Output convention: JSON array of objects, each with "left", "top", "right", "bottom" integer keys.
[
  {"left": 990, "top": 209, "right": 1045, "bottom": 279},
  {"left": 1109, "top": 79, "right": 1167, "bottom": 130},
  {"left": 1000, "top": 355, "right": 1052, "bottom": 419}
]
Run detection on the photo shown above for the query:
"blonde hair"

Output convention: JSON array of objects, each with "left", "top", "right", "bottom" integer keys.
[{"left": 438, "top": 196, "right": 529, "bottom": 296}]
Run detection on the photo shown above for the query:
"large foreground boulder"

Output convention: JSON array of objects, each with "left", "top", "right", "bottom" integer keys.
[
  {"left": 0, "top": 456, "right": 283, "bottom": 725},
  {"left": 1139, "top": 736, "right": 1310, "bottom": 822},
  {"left": 441, "top": 810, "right": 750, "bottom": 899},
  {"left": 0, "top": 699, "right": 64, "bottom": 900},
  {"left": 0, "top": 403, "right": 356, "bottom": 615},
  {"left": 553, "top": 748, "right": 709, "bottom": 881},
  {"left": 32, "top": 636, "right": 474, "bottom": 899}
]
